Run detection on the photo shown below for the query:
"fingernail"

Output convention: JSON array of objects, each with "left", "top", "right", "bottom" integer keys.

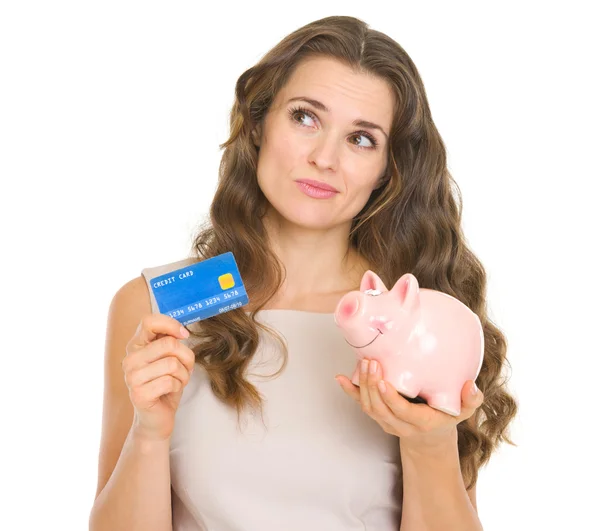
[
  {"left": 180, "top": 326, "right": 190, "bottom": 338},
  {"left": 361, "top": 360, "right": 369, "bottom": 374},
  {"left": 471, "top": 382, "right": 478, "bottom": 395},
  {"left": 369, "top": 360, "right": 378, "bottom": 374}
]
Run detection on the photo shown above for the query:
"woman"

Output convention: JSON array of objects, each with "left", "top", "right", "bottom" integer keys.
[{"left": 89, "top": 15, "right": 517, "bottom": 531}]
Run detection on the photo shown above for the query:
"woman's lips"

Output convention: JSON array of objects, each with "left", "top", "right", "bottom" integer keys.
[
  {"left": 295, "top": 181, "right": 339, "bottom": 199},
  {"left": 295, "top": 179, "right": 339, "bottom": 192}
]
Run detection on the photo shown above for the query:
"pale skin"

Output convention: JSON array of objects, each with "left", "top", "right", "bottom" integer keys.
[
  {"left": 253, "top": 55, "right": 484, "bottom": 530},
  {"left": 250, "top": 55, "right": 391, "bottom": 310}
]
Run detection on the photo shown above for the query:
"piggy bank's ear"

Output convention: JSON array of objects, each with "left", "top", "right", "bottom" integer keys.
[
  {"left": 359, "top": 270, "right": 388, "bottom": 293},
  {"left": 391, "top": 273, "right": 420, "bottom": 310}
]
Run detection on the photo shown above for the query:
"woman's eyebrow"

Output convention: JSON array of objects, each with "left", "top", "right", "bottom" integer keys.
[{"left": 287, "top": 96, "right": 388, "bottom": 139}]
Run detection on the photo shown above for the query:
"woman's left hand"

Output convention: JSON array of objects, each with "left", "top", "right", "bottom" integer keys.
[{"left": 335, "top": 358, "right": 484, "bottom": 452}]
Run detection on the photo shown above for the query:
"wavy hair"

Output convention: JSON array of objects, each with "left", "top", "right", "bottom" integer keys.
[{"left": 186, "top": 15, "right": 518, "bottom": 491}]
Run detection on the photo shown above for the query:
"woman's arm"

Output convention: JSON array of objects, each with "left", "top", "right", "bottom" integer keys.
[
  {"left": 337, "top": 359, "right": 486, "bottom": 530},
  {"left": 398, "top": 426, "right": 483, "bottom": 531},
  {"left": 88, "top": 277, "right": 173, "bottom": 531},
  {"left": 89, "top": 428, "right": 173, "bottom": 531}
]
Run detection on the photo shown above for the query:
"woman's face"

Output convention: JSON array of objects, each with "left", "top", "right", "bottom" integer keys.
[{"left": 253, "top": 56, "right": 395, "bottom": 230}]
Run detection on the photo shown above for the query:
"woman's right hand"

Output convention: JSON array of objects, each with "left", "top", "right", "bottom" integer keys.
[{"left": 123, "top": 314, "right": 196, "bottom": 442}]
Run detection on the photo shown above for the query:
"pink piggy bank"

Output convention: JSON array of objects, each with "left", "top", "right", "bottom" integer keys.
[{"left": 333, "top": 270, "right": 484, "bottom": 416}]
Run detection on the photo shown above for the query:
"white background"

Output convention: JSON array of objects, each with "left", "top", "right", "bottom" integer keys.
[{"left": 1, "top": 1, "right": 598, "bottom": 530}]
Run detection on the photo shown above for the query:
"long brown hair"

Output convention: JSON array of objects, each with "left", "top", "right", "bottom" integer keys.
[{"left": 186, "top": 15, "right": 518, "bottom": 491}]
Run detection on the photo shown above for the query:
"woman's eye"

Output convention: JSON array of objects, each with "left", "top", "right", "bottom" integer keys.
[
  {"left": 350, "top": 133, "right": 376, "bottom": 149},
  {"left": 293, "top": 111, "right": 312, "bottom": 125},
  {"left": 290, "top": 108, "right": 315, "bottom": 127},
  {"left": 288, "top": 106, "right": 378, "bottom": 150}
]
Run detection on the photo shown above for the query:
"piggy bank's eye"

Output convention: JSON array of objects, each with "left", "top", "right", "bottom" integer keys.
[{"left": 364, "top": 289, "right": 381, "bottom": 296}]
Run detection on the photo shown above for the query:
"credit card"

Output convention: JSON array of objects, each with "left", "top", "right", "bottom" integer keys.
[{"left": 149, "top": 252, "right": 249, "bottom": 326}]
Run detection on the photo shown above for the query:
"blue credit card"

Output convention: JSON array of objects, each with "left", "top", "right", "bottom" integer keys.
[{"left": 149, "top": 252, "right": 249, "bottom": 326}]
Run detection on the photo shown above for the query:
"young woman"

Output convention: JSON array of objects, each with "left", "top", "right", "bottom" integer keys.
[{"left": 90, "top": 15, "right": 517, "bottom": 531}]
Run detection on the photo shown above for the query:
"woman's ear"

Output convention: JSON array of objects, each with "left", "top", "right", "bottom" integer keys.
[
  {"left": 251, "top": 124, "right": 262, "bottom": 148},
  {"left": 372, "top": 174, "right": 389, "bottom": 191},
  {"left": 373, "top": 158, "right": 392, "bottom": 190}
]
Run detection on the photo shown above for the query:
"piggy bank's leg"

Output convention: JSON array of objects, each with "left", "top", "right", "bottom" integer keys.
[
  {"left": 428, "top": 392, "right": 461, "bottom": 417},
  {"left": 391, "top": 371, "right": 421, "bottom": 399}
]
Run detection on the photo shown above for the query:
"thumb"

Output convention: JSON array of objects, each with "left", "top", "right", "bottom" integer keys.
[{"left": 464, "top": 380, "right": 483, "bottom": 406}]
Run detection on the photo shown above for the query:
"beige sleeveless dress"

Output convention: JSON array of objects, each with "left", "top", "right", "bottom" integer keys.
[{"left": 141, "top": 258, "right": 402, "bottom": 531}]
